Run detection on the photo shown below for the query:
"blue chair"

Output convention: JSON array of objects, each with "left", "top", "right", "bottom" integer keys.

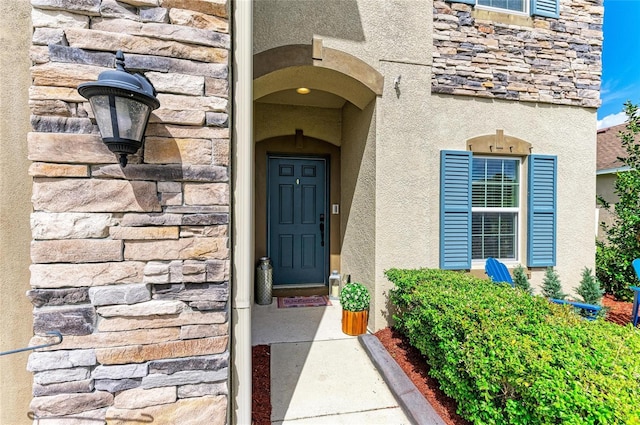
[
  {"left": 485, "top": 258, "right": 601, "bottom": 320},
  {"left": 485, "top": 257, "right": 514, "bottom": 287},
  {"left": 631, "top": 259, "right": 640, "bottom": 327},
  {"left": 549, "top": 299, "right": 601, "bottom": 321}
]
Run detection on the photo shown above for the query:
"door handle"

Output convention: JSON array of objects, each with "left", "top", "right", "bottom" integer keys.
[{"left": 319, "top": 214, "right": 325, "bottom": 247}]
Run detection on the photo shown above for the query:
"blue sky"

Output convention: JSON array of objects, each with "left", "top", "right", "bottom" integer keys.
[{"left": 597, "top": 0, "right": 640, "bottom": 129}]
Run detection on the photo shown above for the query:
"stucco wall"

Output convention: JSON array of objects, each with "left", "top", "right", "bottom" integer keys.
[
  {"left": 254, "top": 0, "right": 600, "bottom": 331},
  {"left": 596, "top": 173, "right": 618, "bottom": 240},
  {"left": 254, "top": 103, "right": 342, "bottom": 146},
  {"left": 253, "top": 0, "right": 431, "bottom": 67},
  {"left": 0, "top": 1, "right": 34, "bottom": 423},
  {"left": 254, "top": 0, "right": 430, "bottom": 326},
  {"left": 340, "top": 101, "right": 377, "bottom": 310},
  {"left": 372, "top": 96, "right": 597, "bottom": 329}
]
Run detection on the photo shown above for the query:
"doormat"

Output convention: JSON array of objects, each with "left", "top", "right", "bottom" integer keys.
[{"left": 277, "top": 296, "right": 332, "bottom": 308}]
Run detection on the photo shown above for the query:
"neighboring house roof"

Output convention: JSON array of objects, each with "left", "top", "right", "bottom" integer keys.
[{"left": 597, "top": 123, "right": 632, "bottom": 175}]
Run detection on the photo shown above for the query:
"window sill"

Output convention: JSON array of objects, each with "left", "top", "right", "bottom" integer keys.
[
  {"left": 469, "top": 261, "right": 531, "bottom": 279},
  {"left": 472, "top": 9, "right": 533, "bottom": 27}
]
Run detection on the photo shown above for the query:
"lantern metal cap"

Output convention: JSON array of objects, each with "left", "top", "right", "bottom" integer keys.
[
  {"left": 77, "top": 51, "right": 160, "bottom": 167},
  {"left": 78, "top": 51, "right": 160, "bottom": 110}
]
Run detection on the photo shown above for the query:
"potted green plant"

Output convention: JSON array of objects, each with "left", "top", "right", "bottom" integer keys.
[{"left": 339, "top": 282, "right": 370, "bottom": 335}]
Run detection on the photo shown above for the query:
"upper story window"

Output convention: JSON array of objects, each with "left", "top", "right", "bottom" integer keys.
[
  {"left": 449, "top": 0, "right": 559, "bottom": 19},
  {"left": 477, "top": 0, "right": 527, "bottom": 14}
]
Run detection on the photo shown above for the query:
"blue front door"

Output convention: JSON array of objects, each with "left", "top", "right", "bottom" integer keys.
[{"left": 268, "top": 156, "right": 328, "bottom": 285}]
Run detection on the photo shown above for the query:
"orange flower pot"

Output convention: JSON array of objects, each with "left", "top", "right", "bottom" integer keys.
[{"left": 341, "top": 309, "right": 369, "bottom": 336}]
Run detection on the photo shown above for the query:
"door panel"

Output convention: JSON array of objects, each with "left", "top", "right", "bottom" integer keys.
[
  {"left": 278, "top": 235, "right": 294, "bottom": 269},
  {"left": 268, "top": 157, "right": 327, "bottom": 285},
  {"left": 279, "top": 185, "right": 294, "bottom": 224},
  {"left": 301, "top": 234, "right": 317, "bottom": 269},
  {"left": 301, "top": 185, "right": 316, "bottom": 224}
]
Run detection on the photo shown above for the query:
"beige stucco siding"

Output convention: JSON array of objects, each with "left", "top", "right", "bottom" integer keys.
[
  {"left": 0, "top": 0, "right": 33, "bottom": 423},
  {"left": 253, "top": 0, "right": 431, "bottom": 67},
  {"left": 371, "top": 95, "right": 597, "bottom": 329},
  {"left": 341, "top": 101, "right": 377, "bottom": 304},
  {"left": 254, "top": 103, "right": 342, "bottom": 146},
  {"left": 596, "top": 173, "right": 618, "bottom": 240},
  {"left": 254, "top": 0, "right": 432, "bottom": 325},
  {"left": 254, "top": 0, "right": 599, "bottom": 331}
]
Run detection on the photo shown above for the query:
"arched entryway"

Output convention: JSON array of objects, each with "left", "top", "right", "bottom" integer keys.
[{"left": 253, "top": 42, "right": 383, "bottom": 294}]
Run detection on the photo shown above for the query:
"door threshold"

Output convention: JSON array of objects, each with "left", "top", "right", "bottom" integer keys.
[
  {"left": 273, "top": 285, "right": 328, "bottom": 298},
  {"left": 274, "top": 283, "right": 326, "bottom": 289}
]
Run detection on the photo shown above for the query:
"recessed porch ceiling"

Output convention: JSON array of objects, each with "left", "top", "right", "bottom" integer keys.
[
  {"left": 253, "top": 44, "right": 384, "bottom": 110},
  {"left": 255, "top": 87, "right": 346, "bottom": 109}
]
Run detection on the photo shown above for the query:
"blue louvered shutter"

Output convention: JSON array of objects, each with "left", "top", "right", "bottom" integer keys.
[
  {"left": 440, "top": 150, "right": 472, "bottom": 270},
  {"left": 531, "top": 0, "right": 560, "bottom": 18},
  {"left": 527, "top": 155, "right": 557, "bottom": 267},
  {"left": 449, "top": 0, "right": 475, "bottom": 4}
]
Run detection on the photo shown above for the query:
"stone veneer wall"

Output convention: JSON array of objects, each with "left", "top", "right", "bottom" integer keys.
[
  {"left": 432, "top": 0, "right": 603, "bottom": 108},
  {"left": 26, "top": 0, "right": 230, "bottom": 423}
]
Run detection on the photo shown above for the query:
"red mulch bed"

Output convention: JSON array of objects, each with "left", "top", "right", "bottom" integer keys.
[
  {"left": 252, "top": 344, "right": 271, "bottom": 425},
  {"left": 374, "top": 326, "right": 472, "bottom": 425},
  {"left": 251, "top": 296, "right": 635, "bottom": 425},
  {"left": 602, "top": 293, "right": 634, "bottom": 325}
]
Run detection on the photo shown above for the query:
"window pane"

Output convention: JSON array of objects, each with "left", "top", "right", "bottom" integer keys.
[
  {"left": 472, "top": 158, "right": 519, "bottom": 208},
  {"left": 477, "top": 0, "right": 525, "bottom": 12},
  {"left": 499, "top": 236, "right": 515, "bottom": 258},
  {"left": 89, "top": 95, "right": 114, "bottom": 138},
  {"left": 115, "top": 97, "right": 151, "bottom": 141},
  {"left": 472, "top": 212, "right": 517, "bottom": 260}
]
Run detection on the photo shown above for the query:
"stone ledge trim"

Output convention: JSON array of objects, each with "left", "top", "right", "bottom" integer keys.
[
  {"left": 30, "top": 261, "right": 146, "bottom": 288},
  {"left": 30, "top": 391, "right": 113, "bottom": 418},
  {"left": 30, "top": 327, "right": 181, "bottom": 351},
  {"left": 91, "top": 164, "right": 228, "bottom": 182},
  {"left": 29, "top": 162, "right": 90, "bottom": 177},
  {"left": 64, "top": 28, "right": 228, "bottom": 64},
  {"left": 109, "top": 226, "right": 180, "bottom": 240},
  {"left": 32, "top": 179, "right": 161, "bottom": 213},
  {"left": 95, "top": 336, "right": 229, "bottom": 364},
  {"left": 124, "top": 237, "right": 229, "bottom": 261},
  {"left": 106, "top": 395, "right": 227, "bottom": 425},
  {"left": 97, "top": 310, "right": 227, "bottom": 332},
  {"left": 31, "top": 239, "right": 123, "bottom": 264}
]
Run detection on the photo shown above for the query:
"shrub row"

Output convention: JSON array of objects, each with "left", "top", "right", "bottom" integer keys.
[{"left": 386, "top": 268, "right": 640, "bottom": 425}]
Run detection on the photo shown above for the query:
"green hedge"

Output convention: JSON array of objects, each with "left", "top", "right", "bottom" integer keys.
[{"left": 386, "top": 268, "right": 640, "bottom": 425}]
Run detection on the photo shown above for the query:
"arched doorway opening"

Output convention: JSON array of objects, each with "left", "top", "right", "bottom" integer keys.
[{"left": 253, "top": 43, "right": 383, "bottom": 294}]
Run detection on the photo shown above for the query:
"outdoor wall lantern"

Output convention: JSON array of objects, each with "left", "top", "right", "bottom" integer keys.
[{"left": 78, "top": 50, "right": 160, "bottom": 167}]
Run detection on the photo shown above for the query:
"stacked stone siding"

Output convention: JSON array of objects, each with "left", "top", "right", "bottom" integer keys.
[
  {"left": 27, "top": 0, "right": 230, "bottom": 423},
  {"left": 432, "top": 0, "right": 603, "bottom": 107}
]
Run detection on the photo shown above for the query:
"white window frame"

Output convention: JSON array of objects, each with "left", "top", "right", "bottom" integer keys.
[
  {"left": 475, "top": 0, "right": 529, "bottom": 16},
  {"left": 470, "top": 156, "right": 523, "bottom": 267}
]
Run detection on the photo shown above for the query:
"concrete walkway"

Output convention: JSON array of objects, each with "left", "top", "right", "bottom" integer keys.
[{"left": 252, "top": 298, "right": 446, "bottom": 425}]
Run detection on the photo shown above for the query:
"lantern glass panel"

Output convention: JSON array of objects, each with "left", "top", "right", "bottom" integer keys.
[
  {"left": 89, "top": 95, "right": 114, "bottom": 138},
  {"left": 115, "top": 96, "right": 151, "bottom": 141}
]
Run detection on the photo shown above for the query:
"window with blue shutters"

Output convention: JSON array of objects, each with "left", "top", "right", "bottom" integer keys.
[
  {"left": 527, "top": 155, "right": 557, "bottom": 267},
  {"left": 448, "top": 0, "right": 559, "bottom": 18},
  {"left": 440, "top": 151, "right": 472, "bottom": 270},
  {"left": 440, "top": 151, "right": 557, "bottom": 269},
  {"left": 530, "top": 0, "right": 560, "bottom": 18}
]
